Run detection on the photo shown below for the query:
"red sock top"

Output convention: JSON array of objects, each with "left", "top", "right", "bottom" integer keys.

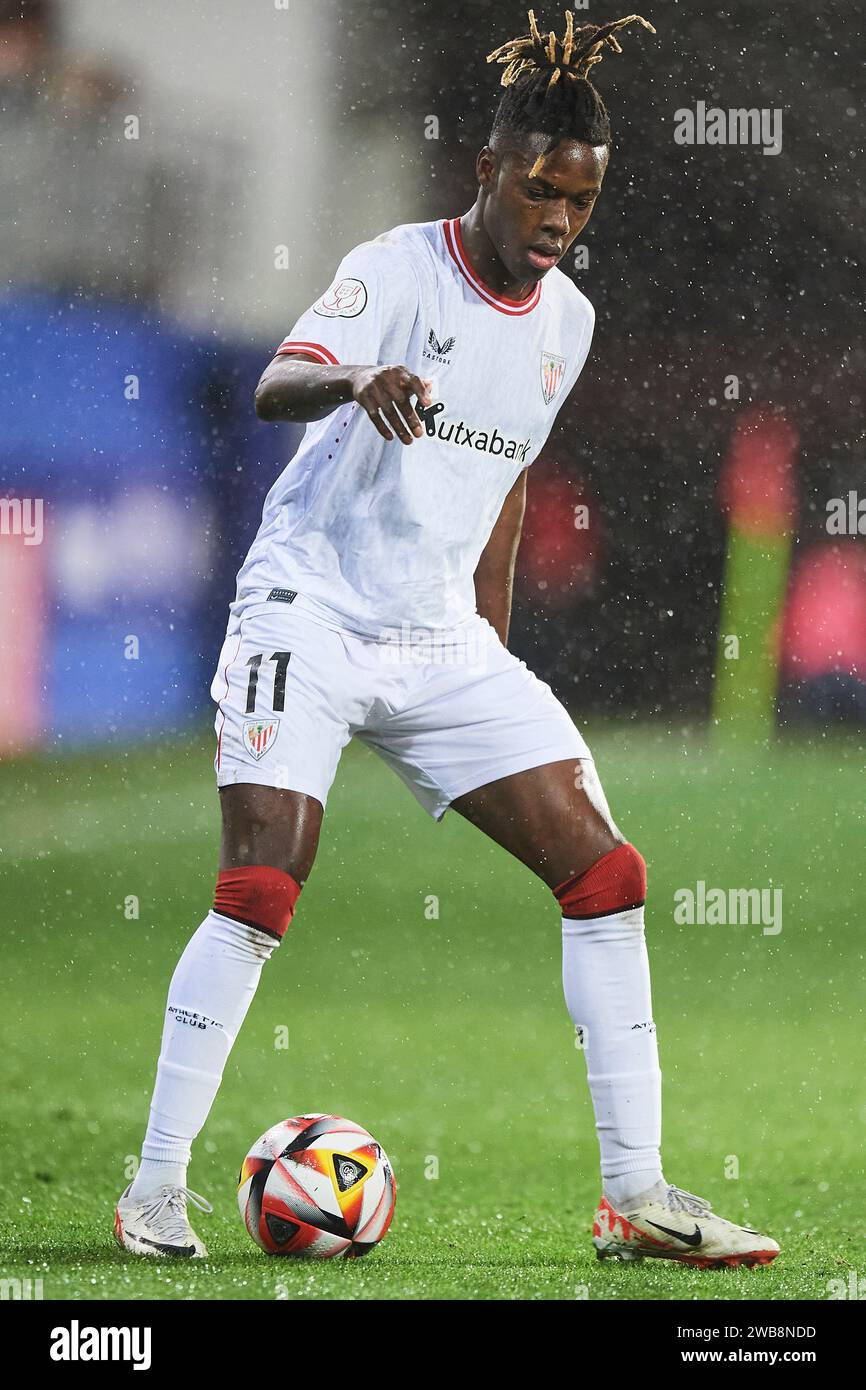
[
  {"left": 213, "top": 865, "right": 302, "bottom": 940},
  {"left": 554, "top": 843, "right": 647, "bottom": 920}
]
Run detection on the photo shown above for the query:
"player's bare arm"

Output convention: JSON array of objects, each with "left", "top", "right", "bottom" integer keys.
[
  {"left": 255, "top": 352, "right": 433, "bottom": 445},
  {"left": 473, "top": 468, "right": 528, "bottom": 645}
]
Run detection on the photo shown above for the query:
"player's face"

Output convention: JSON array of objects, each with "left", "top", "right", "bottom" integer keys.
[{"left": 482, "top": 136, "right": 608, "bottom": 281}]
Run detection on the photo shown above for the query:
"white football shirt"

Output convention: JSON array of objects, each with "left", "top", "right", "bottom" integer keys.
[{"left": 234, "top": 217, "right": 595, "bottom": 638}]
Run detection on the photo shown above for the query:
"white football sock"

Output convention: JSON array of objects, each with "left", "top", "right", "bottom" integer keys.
[
  {"left": 130, "top": 1156, "right": 188, "bottom": 1194},
  {"left": 562, "top": 905, "right": 664, "bottom": 1207},
  {"left": 129, "top": 910, "right": 277, "bottom": 1200}
]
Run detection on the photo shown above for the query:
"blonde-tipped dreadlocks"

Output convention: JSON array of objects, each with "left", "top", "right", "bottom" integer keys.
[
  {"left": 486, "top": 10, "right": 655, "bottom": 160},
  {"left": 488, "top": 11, "right": 655, "bottom": 93}
]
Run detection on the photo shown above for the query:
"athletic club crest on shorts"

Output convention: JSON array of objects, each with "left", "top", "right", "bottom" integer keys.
[
  {"left": 541, "top": 350, "right": 566, "bottom": 404},
  {"left": 242, "top": 718, "right": 280, "bottom": 761}
]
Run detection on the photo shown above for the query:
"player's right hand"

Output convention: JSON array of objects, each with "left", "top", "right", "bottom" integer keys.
[{"left": 349, "top": 365, "right": 433, "bottom": 445}]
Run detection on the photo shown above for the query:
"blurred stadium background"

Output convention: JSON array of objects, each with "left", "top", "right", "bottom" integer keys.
[
  {"left": 1, "top": 0, "right": 864, "bottom": 756},
  {"left": 1, "top": 0, "right": 865, "bottom": 1303}
]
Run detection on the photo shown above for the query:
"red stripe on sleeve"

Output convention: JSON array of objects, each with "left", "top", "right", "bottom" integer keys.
[{"left": 275, "top": 340, "right": 340, "bottom": 366}]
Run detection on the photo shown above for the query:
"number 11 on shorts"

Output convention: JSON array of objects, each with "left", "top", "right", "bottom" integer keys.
[{"left": 245, "top": 651, "right": 292, "bottom": 714}]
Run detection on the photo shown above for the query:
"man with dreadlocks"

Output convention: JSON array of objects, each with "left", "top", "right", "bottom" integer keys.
[{"left": 116, "top": 10, "right": 779, "bottom": 1268}]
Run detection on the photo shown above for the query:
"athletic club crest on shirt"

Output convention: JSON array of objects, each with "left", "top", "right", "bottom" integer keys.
[
  {"left": 541, "top": 350, "right": 566, "bottom": 404},
  {"left": 242, "top": 718, "right": 280, "bottom": 761}
]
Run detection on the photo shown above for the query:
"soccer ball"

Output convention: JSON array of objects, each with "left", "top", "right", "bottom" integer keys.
[{"left": 237, "top": 1114, "right": 396, "bottom": 1258}]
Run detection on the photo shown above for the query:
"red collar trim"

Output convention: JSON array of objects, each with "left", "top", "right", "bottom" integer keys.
[{"left": 442, "top": 217, "right": 542, "bottom": 316}]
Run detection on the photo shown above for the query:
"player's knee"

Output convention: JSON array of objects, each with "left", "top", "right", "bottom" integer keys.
[
  {"left": 213, "top": 864, "right": 302, "bottom": 942},
  {"left": 553, "top": 842, "right": 647, "bottom": 920}
]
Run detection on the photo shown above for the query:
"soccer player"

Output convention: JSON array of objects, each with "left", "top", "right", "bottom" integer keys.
[{"left": 115, "top": 10, "right": 779, "bottom": 1268}]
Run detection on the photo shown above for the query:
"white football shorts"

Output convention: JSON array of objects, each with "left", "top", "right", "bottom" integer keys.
[{"left": 211, "top": 596, "right": 591, "bottom": 821}]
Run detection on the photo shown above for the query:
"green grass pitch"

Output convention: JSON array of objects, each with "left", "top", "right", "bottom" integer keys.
[{"left": 0, "top": 723, "right": 863, "bottom": 1301}]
